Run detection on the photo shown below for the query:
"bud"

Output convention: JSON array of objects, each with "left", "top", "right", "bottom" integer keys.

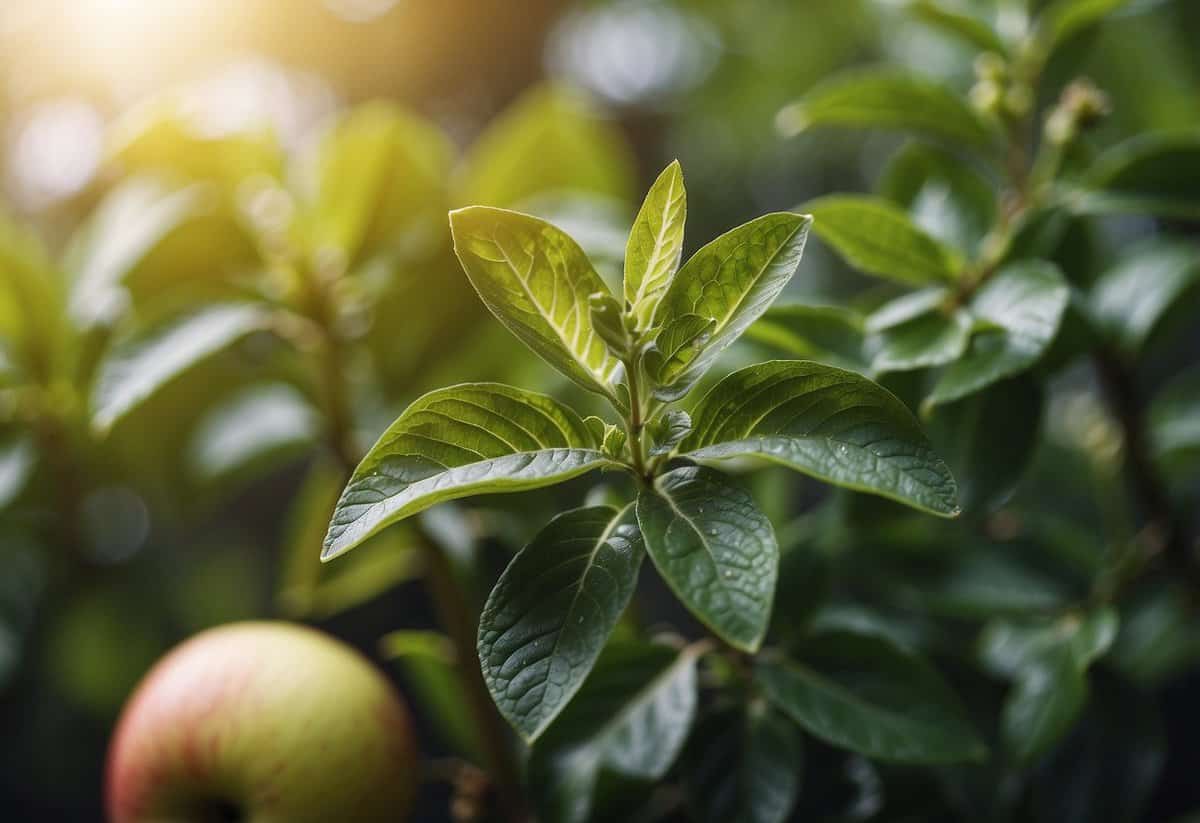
[
  {"left": 969, "top": 80, "right": 1004, "bottom": 116},
  {"left": 588, "top": 292, "right": 632, "bottom": 358},
  {"left": 973, "top": 52, "right": 1008, "bottom": 83}
]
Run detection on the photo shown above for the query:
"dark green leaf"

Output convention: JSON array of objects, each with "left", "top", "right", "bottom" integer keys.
[
  {"left": 756, "top": 632, "right": 986, "bottom": 764},
  {"left": 478, "top": 505, "right": 645, "bottom": 741},
  {"left": 871, "top": 310, "right": 973, "bottom": 374},
  {"left": 90, "top": 303, "right": 273, "bottom": 433},
  {"left": 744, "top": 303, "right": 867, "bottom": 370},
  {"left": 1109, "top": 584, "right": 1200, "bottom": 686},
  {"left": 449, "top": 206, "right": 622, "bottom": 397},
  {"left": 648, "top": 212, "right": 811, "bottom": 400},
  {"left": 1064, "top": 131, "right": 1200, "bottom": 220},
  {"left": 683, "top": 702, "right": 803, "bottom": 823},
  {"left": 928, "top": 375, "right": 1043, "bottom": 512},
  {"left": 928, "top": 261, "right": 1069, "bottom": 407},
  {"left": 776, "top": 68, "right": 998, "bottom": 150},
  {"left": 529, "top": 641, "right": 700, "bottom": 823},
  {"left": 1150, "top": 366, "right": 1200, "bottom": 479},
  {"left": 1090, "top": 239, "right": 1200, "bottom": 355},
  {"left": 323, "top": 383, "right": 612, "bottom": 560},
  {"left": 806, "top": 195, "right": 963, "bottom": 286},
  {"left": 637, "top": 467, "right": 778, "bottom": 651},
  {"left": 682, "top": 360, "right": 960, "bottom": 517},
  {"left": 881, "top": 142, "right": 998, "bottom": 255},
  {"left": 624, "top": 160, "right": 686, "bottom": 329}
]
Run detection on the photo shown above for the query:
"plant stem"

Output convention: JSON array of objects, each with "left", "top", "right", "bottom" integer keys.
[
  {"left": 623, "top": 348, "right": 651, "bottom": 483},
  {"left": 1092, "top": 347, "right": 1198, "bottom": 593},
  {"left": 303, "top": 268, "right": 527, "bottom": 822}
]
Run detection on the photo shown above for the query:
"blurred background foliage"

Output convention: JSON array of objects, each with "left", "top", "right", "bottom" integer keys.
[{"left": 1, "top": 0, "right": 1199, "bottom": 820}]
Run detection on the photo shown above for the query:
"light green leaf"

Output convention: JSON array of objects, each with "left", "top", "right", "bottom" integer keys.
[
  {"left": 305, "top": 102, "right": 454, "bottom": 272},
  {"left": 756, "top": 631, "right": 986, "bottom": 764},
  {"left": 449, "top": 206, "right": 622, "bottom": 396},
  {"left": 871, "top": 310, "right": 973, "bottom": 374},
  {"left": 323, "top": 383, "right": 611, "bottom": 560},
  {"left": 806, "top": 195, "right": 963, "bottom": 286},
  {"left": 91, "top": 303, "right": 273, "bottom": 434},
  {"left": 928, "top": 261, "right": 1069, "bottom": 407},
  {"left": 456, "top": 84, "right": 636, "bottom": 209},
  {"left": 0, "top": 433, "right": 35, "bottom": 510},
  {"left": 1090, "top": 239, "right": 1200, "bottom": 355},
  {"left": 1, "top": 212, "right": 70, "bottom": 382},
  {"left": 648, "top": 410, "right": 692, "bottom": 457},
  {"left": 1038, "top": 0, "right": 1136, "bottom": 51},
  {"left": 478, "top": 505, "right": 645, "bottom": 741},
  {"left": 637, "top": 467, "right": 778, "bottom": 651},
  {"left": 744, "top": 303, "right": 867, "bottom": 371},
  {"left": 682, "top": 360, "right": 959, "bottom": 517},
  {"left": 1063, "top": 131, "right": 1200, "bottom": 220},
  {"left": 186, "top": 383, "right": 319, "bottom": 485},
  {"left": 624, "top": 160, "right": 687, "bottom": 328},
  {"left": 901, "top": 1, "right": 1008, "bottom": 54},
  {"left": 682, "top": 702, "right": 803, "bottom": 823},
  {"left": 381, "top": 630, "right": 483, "bottom": 760},
  {"left": 529, "top": 641, "right": 700, "bottom": 823},
  {"left": 648, "top": 212, "right": 811, "bottom": 400},
  {"left": 776, "top": 68, "right": 998, "bottom": 150}
]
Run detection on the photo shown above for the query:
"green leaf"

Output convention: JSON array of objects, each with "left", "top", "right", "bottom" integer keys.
[
  {"left": 979, "top": 609, "right": 1118, "bottom": 762},
  {"left": 928, "top": 375, "right": 1043, "bottom": 513},
  {"left": 529, "top": 641, "right": 700, "bottom": 823},
  {"left": 648, "top": 410, "right": 692, "bottom": 457},
  {"left": 478, "top": 505, "right": 645, "bottom": 741},
  {"left": 449, "top": 206, "right": 622, "bottom": 397},
  {"left": 682, "top": 702, "right": 803, "bottom": 823},
  {"left": 90, "top": 303, "right": 273, "bottom": 434},
  {"left": 648, "top": 212, "right": 811, "bottom": 399},
  {"left": 1064, "top": 131, "right": 1200, "bottom": 220},
  {"left": 381, "top": 630, "right": 483, "bottom": 760},
  {"left": 0, "top": 433, "right": 36, "bottom": 510},
  {"left": 1037, "top": 0, "right": 1136, "bottom": 51},
  {"left": 323, "top": 383, "right": 611, "bottom": 560},
  {"left": 1, "top": 212, "right": 70, "bottom": 382},
  {"left": 305, "top": 102, "right": 454, "bottom": 272},
  {"left": 901, "top": 0, "right": 1008, "bottom": 54},
  {"left": 456, "top": 83, "right": 636, "bottom": 209},
  {"left": 756, "top": 631, "right": 986, "bottom": 764},
  {"left": 928, "top": 261, "right": 1069, "bottom": 407},
  {"left": 186, "top": 383, "right": 319, "bottom": 486},
  {"left": 744, "top": 303, "right": 867, "bottom": 371},
  {"left": 637, "top": 467, "right": 778, "bottom": 651},
  {"left": 624, "top": 160, "right": 687, "bottom": 329},
  {"left": 1109, "top": 584, "right": 1200, "bottom": 687},
  {"left": 682, "top": 360, "right": 960, "bottom": 517},
  {"left": 880, "top": 142, "right": 998, "bottom": 256},
  {"left": 1090, "top": 239, "right": 1200, "bottom": 355},
  {"left": 776, "top": 68, "right": 998, "bottom": 150},
  {"left": 806, "top": 195, "right": 963, "bottom": 286},
  {"left": 1150, "top": 366, "right": 1200, "bottom": 479},
  {"left": 871, "top": 310, "right": 973, "bottom": 374}
]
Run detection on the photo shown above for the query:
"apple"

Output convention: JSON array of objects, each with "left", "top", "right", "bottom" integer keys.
[{"left": 106, "top": 621, "right": 418, "bottom": 822}]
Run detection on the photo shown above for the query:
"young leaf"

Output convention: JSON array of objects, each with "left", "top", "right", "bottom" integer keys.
[
  {"left": 881, "top": 142, "right": 998, "bottom": 255},
  {"left": 901, "top": 0, "right": 1008, "bottom": 55},
  {"left": 91, "top": 303, "right": 273, "bottom": 434},
  {"left": 449, "top": 206, "right": 622, "bottom": 397},
  {"left": 477, "top": 505, "right": 646, "bottom": 741},
  {"left": 637, "top": 467, "right": 778, "bottom": 651},
  {"left": 682, "top": 360, "right": 960, "bottom": 517},
  {"left": 805, "top": 195, "right": 963, "bottom": 286},
  {"left": 928, "top": 261, "right": 1069, "bottom": 407},
  {"left": 979, "top": 609, "right": 1118, "bottom": 762},
  {"left": 1037, "top": 0, "right": 1136, "bottom": 52},
  {"left": 625, "top": 160, "right": 687, "bottom": 328},
  {"left": 322, "top": 383, "right": 613, "bottom": 560},
  {"left": 648, "top": 410, "right": 692, "bottom": 457},
  {"left": 871, "top": 310, "right": 973, "bottom": 374},
  {"left": 756, "top": 631, "right": 986, "bottom": 764},
  {"left": 776, "top": 68, "right": 998, "bottom": 150},
  {"left": 682, "top": 702, "right": 803, "bottom": 823},
  {"left": 529, "top": 641, "right": 700, "bottom": 823},
  {"left": 1065, "top": 131, "right": 1200, "bottom": 220},
  {"left": 745, "top": 303, "right": 867, "bottom": 371},
  {"left": 649, "top": 212, "right": 811, "bottom": 399},
  {"left": 1090, "top": 239, "right": 1200, "bottom": 356}
]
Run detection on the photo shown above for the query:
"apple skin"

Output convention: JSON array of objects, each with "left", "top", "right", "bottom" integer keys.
[{"left": 106, "top": 621, "right": 418, "bottom": 823}]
